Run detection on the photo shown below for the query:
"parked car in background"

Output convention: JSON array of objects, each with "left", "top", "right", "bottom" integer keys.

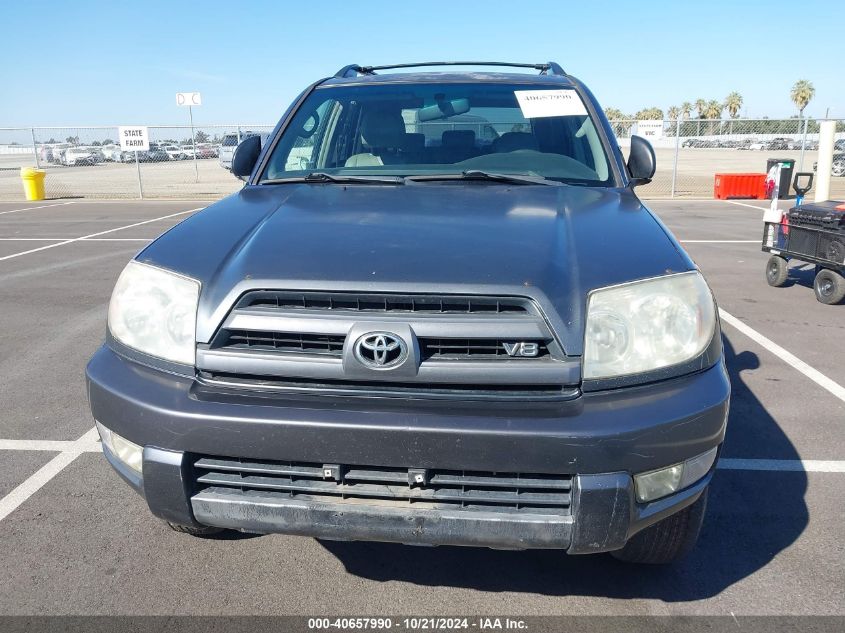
[
  {"left": 144, "top": 144, "right": 171, "bottom": 162},
  {"left": 38, "top": 145, "right": 53, "bottom": 162},
  {"left": 766, "top": 137, "right": 791, "bottom": 150},
  {"left": 218, "top": 133, "right": 243, "bottom": 169},
  {"left": 162, "top": 145, "right": 188, "bottom": 160},
  {"left": 219, "top": 132, "right": 265, "bottom": 169},
  {"left": 196, "top": 143, "right": 218, "bottom": 159},
  {"left": 746, "top": 140, "right": 766, "bottom": 151},
  {"left": 50, "top": 143, "right": 72, "bottom": 164},
  {"left": 100, "top": 144, "right": 123, "bottom": 162},
  {"left": 813, "top": 153, "right": 845, "bottom": 177},
  {"left": 63, "top": 146, "right": 104, "bottom": 166}
]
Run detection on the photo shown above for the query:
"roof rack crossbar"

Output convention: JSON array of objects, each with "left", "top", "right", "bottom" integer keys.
[{"left": 333, "top": 61, "right": 567, "bottom": 77}]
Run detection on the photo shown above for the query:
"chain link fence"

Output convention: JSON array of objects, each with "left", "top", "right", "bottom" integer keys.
[
  {"left": 1, "top": 119, "right": 843, "bottom": 200},
  {"left": 0, "top": 125, "right": 274, "bottom": 200}
]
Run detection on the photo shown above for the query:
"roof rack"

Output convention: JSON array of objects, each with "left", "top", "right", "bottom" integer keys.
[{"left": 333, "top": 61, "right": 566, "bottom": 79}]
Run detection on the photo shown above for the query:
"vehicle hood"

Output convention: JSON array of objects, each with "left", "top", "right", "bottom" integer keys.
[{"left": 140, "top": 183, "right": 691, "bottom": 353}]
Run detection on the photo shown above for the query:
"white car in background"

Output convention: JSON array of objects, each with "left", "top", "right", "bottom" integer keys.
[
  {"left": 99, "top": 144, "right": 123, "bottom": 161},
  {"left": 162, "top": 145, "right": 188, "bottom": 160},
  {"left": 63, "top": 146, "right": 104, "bottom": 166}
]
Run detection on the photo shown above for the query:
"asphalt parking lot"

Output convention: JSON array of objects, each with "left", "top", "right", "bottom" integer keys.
[{"left": 0, "top": 197, "right": 843, "bottom": 620}]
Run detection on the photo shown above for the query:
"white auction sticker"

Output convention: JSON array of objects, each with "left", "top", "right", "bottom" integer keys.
[{"left": 514, "top": 90, "right": 588, "bottom": 118}]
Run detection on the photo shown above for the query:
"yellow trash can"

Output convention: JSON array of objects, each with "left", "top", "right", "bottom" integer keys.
[{"left": 20, "top": 167, "right": 47, "bottom": 201}]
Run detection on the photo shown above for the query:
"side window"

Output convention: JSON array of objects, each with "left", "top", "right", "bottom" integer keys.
[
  {"left": 266, "top": 99, "right": 341, "bottom": 176},
  {"left": 284, "top": 100, "right": 338, "bottom": 170}
]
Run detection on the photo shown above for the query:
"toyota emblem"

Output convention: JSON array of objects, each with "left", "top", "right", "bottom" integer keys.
[{"left": 354, "top": 332, "right": 408, "bottom": 369}]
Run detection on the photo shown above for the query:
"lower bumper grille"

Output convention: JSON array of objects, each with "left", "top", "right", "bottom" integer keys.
[{"left": 192, "top": 456, "right": 573, "bottom": 515}]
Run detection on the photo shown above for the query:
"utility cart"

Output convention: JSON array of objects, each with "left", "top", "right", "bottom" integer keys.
[{"left": 764, "top": 199, "right": 845, "bottom": 304}]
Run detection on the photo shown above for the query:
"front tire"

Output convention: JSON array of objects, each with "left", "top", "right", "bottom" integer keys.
[
  {"left": 766, "top": 255, "right": 789, "bottom": 287},
  {"left": 814, "top": 269, "right": 845, "bottom": 305},
  {"left": 611, "top": 488, "right": 708, "bottom": 564},
  {"left": 832, "top": 159, "right": 845, "bottom": 178}
]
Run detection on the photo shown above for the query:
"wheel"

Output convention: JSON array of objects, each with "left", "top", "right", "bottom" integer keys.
[
  {"left": 166, "top": 521, "right": 225, "bottom": 537},
  {"left": 611, "top": 488, "right": 708, "bottom": 564},
  {"left": 813, "top": 269, "right": 845, "bottom": 305},
  {"left": 765, "top": 255, "right": 789, "bottom": 287},
  {"left": 832, "top": 159, "right": 845, "bottom": 178}
]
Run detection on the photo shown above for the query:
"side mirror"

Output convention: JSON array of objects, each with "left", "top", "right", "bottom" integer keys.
[
  {"left": 627, "top": 135, "right": 656, "bottom": 187},
  {"left": 232, "top": 135, "right": 262, "bottom": 181}
]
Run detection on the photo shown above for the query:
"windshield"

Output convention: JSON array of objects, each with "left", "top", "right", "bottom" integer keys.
[{"left": 259, "top": 83, "right": 613, "bottom": 186}]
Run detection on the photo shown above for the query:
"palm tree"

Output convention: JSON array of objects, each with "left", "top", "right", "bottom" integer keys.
[
  {"left": 680, "top": 102, "right": 693, "bottom": 119},
  {"left": 694, "top": 99, "right": 706, "bottom": 136},
  {"left": 724, "top": 92, "right": 743, "bottom": 118},
  {"left": 790, "top": 79, "right": 815, "bottom": 134},
  {"left": 603, "top": 107, "right": 626, "bottom": 121},
  {"left": 790, "top": 80, "right": 815, "bottom": 117},
  {"left": 724, "top": 92, "right": 743, "bottom": 134},
  {"left": 704, "top": 100, "right": 723, "bottom": 135},
  {"left": 634, "top": 107, "right": 664, "bottom": 120},
  {"left": 667, "top": 106, "right": 680, "bottom": 121}
]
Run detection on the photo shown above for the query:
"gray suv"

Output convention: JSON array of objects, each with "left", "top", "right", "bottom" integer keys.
[{"left": 86, "top": 61, "right": 729, "bottom": 564}]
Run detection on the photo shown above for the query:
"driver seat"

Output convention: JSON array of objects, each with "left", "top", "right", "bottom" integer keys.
[{"left": 345, "top": 109, "right": 408, "bottom": 167}]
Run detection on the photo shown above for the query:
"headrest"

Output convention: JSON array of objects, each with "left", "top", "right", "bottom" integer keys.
[
  {"left": 361, "top": 109, "right": 406, "bottom": 148},
  {"left": 494, "top": 132, "right": 539, "bottom": 153},
  {"left": 402, "top": 133, "right": 425, "bottom": 152},
  {"left": 441, "top": 130, "right": 475, "bottom": 148}
]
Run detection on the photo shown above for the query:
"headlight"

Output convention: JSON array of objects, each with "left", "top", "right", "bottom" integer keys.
[
  {"left": 108, "top": 261, "right": 200, "bottom": 365},
  {"left": 583, "top": 271, "right": 716, "bottom": 380}
]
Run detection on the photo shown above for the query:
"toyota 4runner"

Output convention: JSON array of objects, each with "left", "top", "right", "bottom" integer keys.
[{"left": 86, "top": 61, "right": 730, "bottom": 564}]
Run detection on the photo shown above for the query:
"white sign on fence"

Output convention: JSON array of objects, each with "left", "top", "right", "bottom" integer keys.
[
  {"left": 176, "top": 92, "right": 202, "bottom": 107},
  {"left": 634, "top": 120, "right": 664, "bottom": 139},
  {"left": 118, "top": 126, "right": 149, "bottom": 152}
]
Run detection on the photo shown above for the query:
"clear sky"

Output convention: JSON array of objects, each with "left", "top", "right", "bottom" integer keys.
[{"left": 0, "top": 0, "right": 840, "bottom": 126}]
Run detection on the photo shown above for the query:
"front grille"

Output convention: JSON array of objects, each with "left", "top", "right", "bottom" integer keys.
[
  {"left": 198, "top": 290, "right": 576, "bottom": 400},
  {"left": 237, "top": 291, "right": 531, "bottom": 314},
  {"left": 419, "top": 338, "right": 550, "bottom": 360},
  {"left": 216, "top": 330, "right": 344, "bottom": 356},
  {"left": 193, "top": 456, "right": 573, "bottom": 515}
]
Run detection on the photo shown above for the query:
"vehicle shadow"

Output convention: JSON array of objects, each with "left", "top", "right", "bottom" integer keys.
[
  {"left": 786, "top": 261, "right": 816, "bottom": 289},
  {"left": 318, "top": 334, "right": 808, "bottom": 601}
]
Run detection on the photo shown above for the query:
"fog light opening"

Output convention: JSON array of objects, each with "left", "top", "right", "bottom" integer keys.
[
  {"left": 95, "top": 420, "right": 143, "bottom": 474},
  {"left": 634, "top": 447, "right": 718, "bottom": 503}
]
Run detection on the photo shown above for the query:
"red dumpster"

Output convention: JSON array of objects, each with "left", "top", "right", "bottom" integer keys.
[{"left": 714, "top": 173, "right": 767, "bottom": 200}]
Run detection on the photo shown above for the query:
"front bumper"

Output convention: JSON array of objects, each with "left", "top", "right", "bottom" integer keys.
[{"left": 87, "top": 345, "right": 729, "bottom": 552}]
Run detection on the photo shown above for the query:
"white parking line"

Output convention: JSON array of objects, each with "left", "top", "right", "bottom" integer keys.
[
  {"left": 719, "top": 308, "right": 845, "bottom": 405},
  {"left": 725, "top": 201, "right": 768, "bottom": 211},
  {"left": 0, "top": 427, "right": 97, "bottom": 523},
  {"left": 0, "top": 207, "right": 201, "bottom": 262},
  {"left": 0, "top": 439, "right": 100, "bottom": 452},
  {"left": 0, "top": 238, "right": 151, "bottom": 242},
  {"left": 680, "top": 240, "right": 758, "bottom": 243},
  {"left": 0, "top": 201, "right": 75, "bottom": 216},
  {"left": 718, "top": 459, "right": 845, "bottom": 472}
]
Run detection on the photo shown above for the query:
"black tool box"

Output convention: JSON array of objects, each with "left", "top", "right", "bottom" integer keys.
[{"left": 787, "top": 200, "right": 845, "bottom": 232}]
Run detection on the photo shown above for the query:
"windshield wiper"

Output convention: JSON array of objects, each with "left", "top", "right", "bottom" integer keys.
[
  {"left": 263, "top": 172, "right": 405, "bottom": 185},
  {"left": 406, "top": 170, "right": 559, "bottom": 186}
]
